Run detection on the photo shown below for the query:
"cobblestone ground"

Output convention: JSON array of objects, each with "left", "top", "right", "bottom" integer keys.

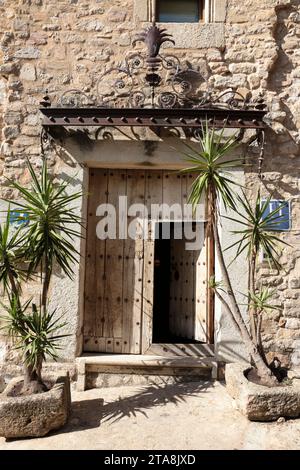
[{"left": 1, "top": 381, "right": 300, "bottom": 450}]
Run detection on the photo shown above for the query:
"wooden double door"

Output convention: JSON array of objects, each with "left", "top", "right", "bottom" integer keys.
[{"left": 83, "top": 168, "right": 208, "bottom": 354}]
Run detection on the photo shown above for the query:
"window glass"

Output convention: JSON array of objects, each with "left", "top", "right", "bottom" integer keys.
[
  {"left": 261, "top": 200, "right": 290, "bottom": 231},
  {"left": 157, "top": 0, "right": 201, "bottom": 23}
]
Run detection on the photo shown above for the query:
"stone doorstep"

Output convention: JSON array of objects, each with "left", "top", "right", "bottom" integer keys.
[
  {"left": 75, "top": 354, "right": 218, "bottom": 391},
  {"left": 225, "top": 363, "right": 300, "bottom": 422}
]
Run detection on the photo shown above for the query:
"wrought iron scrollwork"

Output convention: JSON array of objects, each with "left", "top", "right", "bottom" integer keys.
[{"left": 43, "top": 21, "right": 266, "bottom": 113}]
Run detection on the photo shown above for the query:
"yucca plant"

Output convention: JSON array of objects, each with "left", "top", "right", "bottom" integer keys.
[
  {"left": 1, "top": 298, "right": 68, "bottom": 392},
  {"left": 248, "top": 288, "right": 281, "bottom": 362},
  {"left": 181, "top": 123, "right": 287, "bottom": 386},
  {"left": 224, "top": 190, "right": 289, "bottom": 345},
  {"left": 7, "top": 158, "right": 83, "bottom": 310},
  {"left": 0, "top": 158, "right": 83, "bottom": 393},
  {"left": 0, "top": 209, "right": 27, "bottom": 298}
]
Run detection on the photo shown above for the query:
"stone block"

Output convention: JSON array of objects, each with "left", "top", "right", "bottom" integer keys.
[
  {"left": 20, "top": 64, "right": 36, "bottom": 81},
  {"left": 0, "top": 377, "right": 5, "bottom": 394},
  {"left": 0, "top": 62, "right": 19, "bottom": 76},
  {"left": 158, "top": 23, "right": 225, "bottom": 49},
  {"left": 214, "top": 0, "right": 227, "bottom": 23},
  {"left": 3, "top": 126, "right": 19, "bottom": 140},
  {"left": 77, "top": 19, "right": 104, "bottom": 31},
  {"left": 76, "top": 375, "right": 85, "bottom": 392},
  {"left": 13, "top": 19, "right": 29, "bottom": 32},
  {"left": 28, "top": 33, "right": 48, "bottom": 46},
  {"left": 286, "top": 318, "right": 300, "bottom": 330},
  {"left": 3, "top": 112, "right": 23, "bottom": 125},
  {"left": 0, "top": 375, "right": 71, "bottom": 439},
  {"left": 14, "top": 47, "right": 40, "bottom": 59},
  {"left": 226, "top": 363, "right": 300, "bottom": 421},
  {"left": 134, "top": 0, "right": 148, "bottom": 21},
  {"left": 289, "top": 278, "right": 300, "bottom": 289},
  {"left": 0, "top": 78, "right": 6, "bottom": 105},
  {"left": 107, "top": 9, "right": 127, "bottom": 23}
]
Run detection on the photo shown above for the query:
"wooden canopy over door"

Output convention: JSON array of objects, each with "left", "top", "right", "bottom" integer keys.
[{"left": 83, "top": 168, "right": 209, "bottom": 354}]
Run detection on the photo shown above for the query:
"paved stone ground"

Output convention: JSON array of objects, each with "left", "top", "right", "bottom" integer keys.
[{"left": 1, "top": 381, "right": 300, "bottom": 450}]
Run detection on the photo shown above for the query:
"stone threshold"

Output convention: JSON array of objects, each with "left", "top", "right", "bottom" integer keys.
[{"left": 76, "top": 354, "right": 217, "bottom": 391}]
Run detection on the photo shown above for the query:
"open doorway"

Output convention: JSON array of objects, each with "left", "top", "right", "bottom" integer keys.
[{"left": 152, "top": 222, "right": 205, "bottom": 344}]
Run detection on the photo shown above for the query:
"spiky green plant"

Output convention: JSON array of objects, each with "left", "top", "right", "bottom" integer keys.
[
  {"left": 180, "top": 124, "right": 241, "bottom": 213},
  {"left": 0, "top": 296, "right": 68, "bottom": 389},
  {"left": 248, "top": 287, "right": 281, "bottom": 313},
  {"left": 248, "top": 288, "right": 282, "bottom": 363},
  {"left": 0, "top": 209, "right": 27, "bottom": 297},
  {"left": 208, "top": 275, "right": 225, "bottom": 292},
  {"left": 6, "top": 158, "right": 83, "bottom": 308},
  {"left": 0, "top": 294, "right": 30, "bottom": 339},
  {"left": 224, "top": 191, "right": 289, "bottom": 270},
  {"left": 182, "top": 122, "right": 281, "bottom": 386},
  {"left": 223, "top": 190, "right": 289, "bottom": 341},
  {"left": 0, "top": 158, "right": 83, "bottom": 392}
]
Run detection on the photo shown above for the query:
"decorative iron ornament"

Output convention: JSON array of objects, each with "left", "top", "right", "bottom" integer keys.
[
  {"left": 40, "top": 22, "right": 267, "bottom": 175},
  {"left": 43, "top": 22, "right": 266, "bottom": 113}
]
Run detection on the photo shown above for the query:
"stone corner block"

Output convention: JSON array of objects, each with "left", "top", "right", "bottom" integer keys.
[
  {"left": 214, "top": 0, "right": 227, "bottom": 23},
  {"left": 149, "top": 22, "right": 225, "bottom": 49},
  {"left": 0, "top": 375, "right": 71, "bottom": 439},
  {"left": 134, "top": 0, "right": 149, "bottom": 22},
  {"left": 225, "top": 362, "right": 300, "bottom": 422}
]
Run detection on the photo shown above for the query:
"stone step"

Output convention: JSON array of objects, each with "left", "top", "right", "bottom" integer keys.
[{"left": 76, "top": 354, "right": 216, "bottom": 390}]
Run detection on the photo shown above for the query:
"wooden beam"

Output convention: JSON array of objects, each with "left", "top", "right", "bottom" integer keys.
[{"left": 40, "top": 106, "right": 267, "bottom": 129}]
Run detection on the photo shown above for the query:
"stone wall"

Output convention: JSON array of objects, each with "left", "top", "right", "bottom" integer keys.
[{"left": 0, "top": 0, "right": 300, "bottom": 369}]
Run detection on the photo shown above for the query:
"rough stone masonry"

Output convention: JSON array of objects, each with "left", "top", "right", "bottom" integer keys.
[{"left": 0, "top": 0, "right": 300, "bottom": 376}]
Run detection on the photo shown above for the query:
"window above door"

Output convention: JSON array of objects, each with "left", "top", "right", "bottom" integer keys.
[
  {"left": 134, "top": 0, "right": 227, "bottom": 49},
  {"left": 156, "top": 0, "right": 204, "bottom": 23}
]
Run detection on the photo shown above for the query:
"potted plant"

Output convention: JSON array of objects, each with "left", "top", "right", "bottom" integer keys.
[
  {"left": 182, "top": 124, "right": 300, "bottom": 421},
  {"left": 0, "top": 158, "right": 82, "bottom": 438}
]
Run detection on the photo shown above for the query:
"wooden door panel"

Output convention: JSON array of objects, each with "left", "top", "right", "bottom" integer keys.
[
  {"left": 102, "top": 171, "right": 126, "bottom": 340},
  {"left": 195, "top": 233, "right": 208, "bottom": 342},
  {"left": 141, "top": 227, "right": 154, "bottom": 353},
  {"left": 94, "top": 171, "right": 108, "bottom": 339},
  {"left": 84, "top": 169, "right": 107, "bottom": 341},
  {"left": 169, "top": 236, "right": 196, "bottom": 340},
  {"left": 122, "top": 170, "right": 146, "bottom": 353},
  {"left": 84, "top": 169, "right": 209, "bottom": 355}
]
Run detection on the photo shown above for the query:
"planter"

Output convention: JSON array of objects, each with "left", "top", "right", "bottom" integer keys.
[
  {"left": 0, "top": 375, "right": 71, "bottom": 439},
  {"left": 225, "top": 363, "right": 300, "bottom": 422}
]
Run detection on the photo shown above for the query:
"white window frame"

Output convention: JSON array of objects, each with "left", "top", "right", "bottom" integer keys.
[{"left": 134, "top": 0, "right": 227, "bottom": 24}]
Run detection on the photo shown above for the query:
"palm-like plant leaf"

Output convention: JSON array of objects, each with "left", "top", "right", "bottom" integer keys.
[
  {"left": 0, "top": 298, "right": 69, "bottom": 367},
  {"left": 5, "top": 158, "right": 83, "bottom": 279},
  {"left": 0, "top": 209, "right": 28, "bottom": 294},
  {"left": 224, "top": 191, "right": 290, "bottom": 269},
  {"left": 248, "top": 288, "right": 281, "bottom": 313},
  {"left": 0, "top": 294, "right": 31, "bottom": 338},
  {"left": 179, "top": 123, "right": 242, "bottom": 212}
]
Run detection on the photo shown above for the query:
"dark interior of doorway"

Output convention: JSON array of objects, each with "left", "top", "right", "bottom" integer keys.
[{"left": 152, "top": 222, "right": 202, "bottom": 344}]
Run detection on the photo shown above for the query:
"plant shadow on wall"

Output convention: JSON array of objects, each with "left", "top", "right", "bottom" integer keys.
[
  {"left": 61, "top": 381, "right": 212, "bottom": 432},
  {"left": 179, "top": 123, "right": 290, "bottom": 389},
  {"left": 0, "top": 157, "right": 83, "bottom": 438}
]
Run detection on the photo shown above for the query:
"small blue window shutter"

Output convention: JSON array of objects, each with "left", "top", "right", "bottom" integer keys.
[{"left": 262, "top": 200, "right": 290, "bottom": 231}]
